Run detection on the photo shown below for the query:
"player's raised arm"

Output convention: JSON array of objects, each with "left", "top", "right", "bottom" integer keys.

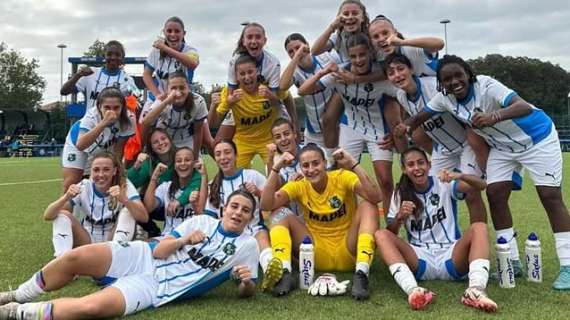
[
  {"left": 332, "top": 149, "right": 382, "bottom": 204},
  {"left": 260, "top": 152, "right": 294, "bottom": 211}
]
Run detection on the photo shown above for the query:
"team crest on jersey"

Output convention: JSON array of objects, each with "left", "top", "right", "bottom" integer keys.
[
  {"left": 223, "top": 243, "right": 236, "bottom": 255},
  {"left": 429, "top": 194, "right": 440, "bottom": 206},
  {"left": 364, "top": 83, "right": 374, "bottom": 93},
  {"left": 263, "top": 100, "right": 271, "bottom": 110},
  {"left": 329, "top": 195, "right": 342, "bottom": 209},
  {"left": 67, "top": 154, "right": 76, "bottom": 162}
]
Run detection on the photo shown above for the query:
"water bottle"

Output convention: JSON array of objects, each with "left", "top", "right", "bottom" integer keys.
[
  {"left": 525, "top": 232, "right": 542, "bottom": 283},
  {"left": 299, "top": 236, "right": 314, "bottom": 290},
  {"left": 496, "top": 236, "right": 516, "bottom": 288}
]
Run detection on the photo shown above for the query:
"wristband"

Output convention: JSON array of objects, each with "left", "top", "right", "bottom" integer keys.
[
  {"left": 350, "top": 162, "right": 359, "bottom": 170},
  {"left": 271, "top": 167, "right": 280, "bottom": 174}
]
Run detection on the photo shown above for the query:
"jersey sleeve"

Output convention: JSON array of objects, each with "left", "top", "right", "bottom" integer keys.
[
  {"left": 216, "top": 86, "right": 231, "bottom": 115},
  {"left": 253, "top": 171, "right": 267, "bottom": 190},
  {"left": 318, "top": 72, "right": 335, "bottom": 90},
  {"left": 139, "top": 99, "right": 161, "bottom": 125},
  {"left": 227, "top": 56, "right": 238, "bottom": 88},
  {"left": 483, "top": 76, "right": 517, "bottom": 108},
  {"left": 280, "top": 180, "right": 302, "bottom": 202},
  {"left": 193, "top": 94, "right": 208, "bottom": 121},
  {"left": 379, "top": 80, "right": 400, "bottom": 98},
  {"left": 75, "top": 71, "right": 92, "bottom": 93},
  {"left": 327, "top": 33, "right": 338, "bottom": 51},
  {"left": 154, "top": 182, "right": 170, "bottom": 209},
  {"left": 237, "top": 237, "right": 260, "bottom": 281},
  {"left": 145, "top": 48, "right": 159, "bottom": 71},
  {"left": 265, "top": 54, "right": 281, "bottom": 91},
  {"left": 78, "top": 113, "right": 97, "bottom": 132},
  {"left": 424, "top": 93, "right": 448, "bottom": 114},
  {"left": 386, "top": 191, "right": 400, "bottom": 223},
  {"left": 339, "top": 170, "right": 359, "bottom": 193},
  {"left": 450, "top": 180, "right": 466, "bottom": 201},
  {"left": 125, "top": 179, "right": 141, "bottom": 201}
]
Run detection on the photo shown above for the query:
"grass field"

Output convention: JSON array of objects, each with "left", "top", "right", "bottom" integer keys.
[{"left": 1, "top": 155, "right": 569, "bottom": 319}]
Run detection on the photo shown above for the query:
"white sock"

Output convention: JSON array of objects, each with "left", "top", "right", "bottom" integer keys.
[
  {"left": 15, "top": 272, "right": 45, "bottom": 303},
  {"left": 282, "top": 261, "right": 292, "bottom": 272},
  {"left": 112, "top": 208, "right": 136, "bottom": 242},
  {"left": 554, "top": 231, "right": 570, "bottom": 266},
  {"left": 468, "top": 259, "right": 490, "bottom": 289},
  {"left": 259, "top": 248, "right": 273, "bottom": 273},
  {"left": 496, "top": 227, "right": 520, "bottom": 261},
  {"left": 389, "top": 263, "right": 418, "bottom": 295},
  {"left": 355, "top": 262, "right": 370, "bottom": 275},
  {"left": 52, "top": 214, "right": 73, "bottom": 257},
  {"left": 16, "top": 302, "right": 53, "bottom": 320}
]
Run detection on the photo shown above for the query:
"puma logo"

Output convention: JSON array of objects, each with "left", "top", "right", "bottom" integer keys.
[
  {"left": 392, "top": 266, "right": 402, "bottom": 277},
  {"left": 116, "top": 230, "right": 130, "bottom": 236},
  {"left": 274, "top": 248, "right": 285, "bottom": 253},
  {"left": 58, "top": 233, "right": 69, "bottom": 238},
  {"left": 361, "top": 250, "right": 373, "bottom": 259},
  {"left": 483, "top": 266, "right": 489, "bottom": 273},
  {"left": 545, "top": 172, "right": 556, "bottom": 180}
]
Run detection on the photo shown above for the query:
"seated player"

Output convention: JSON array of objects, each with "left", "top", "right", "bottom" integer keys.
[
  {"left": 45, "top": 152, "right": 147, "bottom": 257},
  {"left": 144, "top": 147, "right": 207, "bottom": 235},
  {"left": 376, "top": 147, "right": 497, "bottom": 312},
  {"left": 260, "top": 144, "right": 382, "bottom": 300},
  {"left": 0, "top": 190, "right": 259, "bottom": 319}
]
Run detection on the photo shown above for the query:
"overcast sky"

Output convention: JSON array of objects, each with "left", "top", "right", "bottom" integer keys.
[{"left": 1, "top": 0, "right": 569, "bottom": 103}]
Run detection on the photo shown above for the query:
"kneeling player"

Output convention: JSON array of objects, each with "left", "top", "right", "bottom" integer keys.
[
  {"left": 375, "top": 147, "right": 497, "bottom": 312},
  {"left": 261, "top": 145, "right": 382, "bottom": 300},
  {"left": 0, "top": 190, "right": 259, "bottom": 319}
]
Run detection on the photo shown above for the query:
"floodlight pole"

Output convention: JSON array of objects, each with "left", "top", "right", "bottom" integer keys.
[{"left": 440, "top": 19, "right": 451, "bottom": 55}]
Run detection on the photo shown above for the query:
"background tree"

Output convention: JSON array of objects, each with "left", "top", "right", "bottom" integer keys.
[
  {"left": 0, "top": 42, "right": 46, "bottom": 111},
  {"left": 84, "top": 39, "right": 106, "bottom": 58},
  {"left": 468, "top": 54, "right": 570, "bottom": 120}
]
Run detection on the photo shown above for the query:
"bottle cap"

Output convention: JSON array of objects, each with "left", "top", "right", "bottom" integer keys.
[
  {"left": 497, "top": 236, "right": 507, "bottom": 244},
  {"left": 302, "top": 236, "right": 312, "bottom": 244},
  {"left": 528, "top": 232, "right": 538, "bottom": 241}
]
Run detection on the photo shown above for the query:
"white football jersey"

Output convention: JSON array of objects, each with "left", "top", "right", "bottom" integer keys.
[
  {"left": 154, "top": 181, "right": 198, "bottom": 235},
  {"left": 273, "top": 150, "right": 303, "bottom": 216},
  {"left": 425, "top": 75, "right": 554, "bottom": 153},
  {"left": 320, "top": 63, "right": 399, "bottom": 141},
  {"left": 328, "top": 31, "right": 351, "bottom": 63},
  {"left": 145, "top": 43, "right": 199, "bottom": 100},
  {"left": 139, "top": 93, "right": 208, "bottom": 148},
  {"left": 377, "top": 46, "right": 439, "bottom": 77},
  {"left": 77, "top": 109, "right": 136, "bottom": 157},
  {"left": 75, "top": 67, "right": 137, "bottom": 111},
  {"left": 205, "top": 169, "right": 266, "bottom": 231},
  {"left": 153, "top": 215, "right": 258, "bottom": 306},
  {"left": 293, "top": 52, "right": 340, "bottom": 134},
  {"left": 227, "top": 49, "right": 280, "bottom": 91},
  {"left": 396, "top": 76, "right": 467, "bottom": 155},
  {"left": 71, "top": 178, "right": 140, "bottom": 239},
  {"left": 387, "top": 177, "right": 464, "bottom": 248}
]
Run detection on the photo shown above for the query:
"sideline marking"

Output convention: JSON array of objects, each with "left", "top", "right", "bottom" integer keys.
[{"left": 0, "top": 178, "right": 62, "bottom": 187}]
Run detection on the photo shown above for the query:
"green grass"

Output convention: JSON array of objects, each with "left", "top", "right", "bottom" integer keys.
[{"left": 1, "top": 155, "right": 569, "bottom": 319}]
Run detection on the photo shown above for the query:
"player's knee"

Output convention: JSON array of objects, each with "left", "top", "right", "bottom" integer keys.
[
  {"left": 374, "top": 229, "right": 394, "bottom": 245},
  {"left": 485, "top": 183, "right": 508, "bottom": 203},
  {"left": 537, "top": 187, "right": 563, "bottom": 206}
]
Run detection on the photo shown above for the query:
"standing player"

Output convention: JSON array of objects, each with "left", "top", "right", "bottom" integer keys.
[
  {"left": 299, "top": 33, "right": 405, "bottom": 212},
  {"left": 47, "top": 152, "right": 147, "bottom": 257},
  {"left": 368, "top": 15, "right": 443, "bottom": 77},
  {"left": 376, "top": 147, "right": 497, "bottom": 312},
  {"left": 384, "top": 53, "right": 487, "bottom": 223},
  {"left": 280, "top": 33, "right": 338, "bottom": 160},
  {"left": 204, "top": 140, "right": 275, "bottom": 281},
  {"left": 398, "top": 55, "right": 570, "bottom": 289},
  {"left": 209, "top": 55, "right": 285, "bottom": 168},
  {"left": 144, "top": 147, "right": 207, "bottom": 235},
  {"left": 140, "top": 70, "right": 206, "bottom": 154},
  {"left": 61, "top": 87, "right": 136, "bottom": 191},
  {"left": 60, "top": 40, "right": 137, "bottom": 112},
  {"left": 261, "top": 145, "right": 382, "bottom": 300},
  {"left": 0, "top": 190, "right": 259, "bottom": 319}
]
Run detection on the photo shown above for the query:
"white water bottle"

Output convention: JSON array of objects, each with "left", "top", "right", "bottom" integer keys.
[
  {"left": 299, "top": 236, "right": 315, "bottom": 290},
  {"left": 525, "top": 232, "right": 542, "bottom": 283},
  {"left": 496, "top": 236, "right": 516, "bottom": 288}
]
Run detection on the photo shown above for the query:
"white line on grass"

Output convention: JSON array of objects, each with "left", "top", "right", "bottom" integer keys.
[{"left": 0, "top": 178, "right": 62, "bottom": 187}]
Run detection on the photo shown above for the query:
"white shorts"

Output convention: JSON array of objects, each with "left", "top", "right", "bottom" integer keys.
[
  {"left": 81, "top": 221, "right": 115, "bottom": 243},
  {"left": 104, "top": 241, "right": 158, "bottom": 316},
  {"left": 412, "top": 242, "right": 466, "bottom": 281},
  {"left": 339, "top": 125, "right": 392, "bottom": 162},
  {"left": 486, "top": 127, "right": 562, "bottom": 187},
  {"left": 430, "top": 145, "right": 482, "bottom": 177},
  {"left": 61, "top": 141, "right": 87, "bottom": 171}
]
